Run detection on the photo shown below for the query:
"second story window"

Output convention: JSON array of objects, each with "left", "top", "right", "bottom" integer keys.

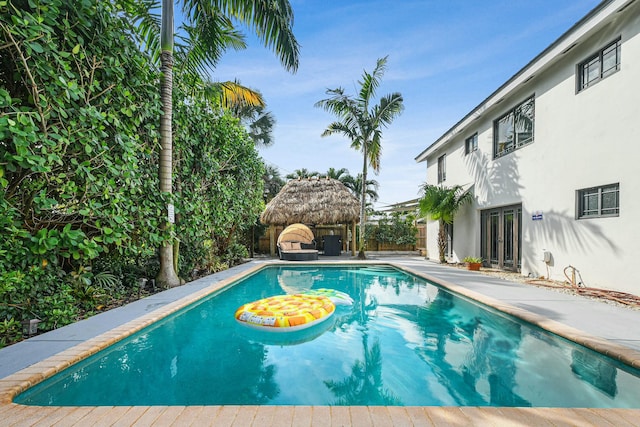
[
  {"left": 578, "top": 38, "right": 621, "bottom": 92},
  {"left": 493, "top": 96, "right": 535, "bottom": 159},
  {"left": 465, "top": 133, "right": 478, "bottom": 154},
  {"left": 437, "top": 154, "right": 446, "bottom": 183}
]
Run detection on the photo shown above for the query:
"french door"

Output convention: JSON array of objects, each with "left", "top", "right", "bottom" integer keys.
[{"left": 481, "top": 205, "right": 522, "bottom": 271}]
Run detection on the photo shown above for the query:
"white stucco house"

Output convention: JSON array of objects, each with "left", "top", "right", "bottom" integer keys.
[{"left": 415, "top": 0, "right": 640, "bottom": 295}]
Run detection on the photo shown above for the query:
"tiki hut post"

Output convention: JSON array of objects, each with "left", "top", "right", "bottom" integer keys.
[
  {"left": 351, "top": 220, "right": 356, "bottom": 256},
  {"left": 342, "top": 224, "right": 347, "bottom": 252},
  {"left": 269, "top": 224, "right": 276, "bottom": 257}
]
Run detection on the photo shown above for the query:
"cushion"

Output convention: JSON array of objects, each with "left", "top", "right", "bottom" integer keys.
[
  {"left": 280, "top": 241, "right": 292, "bottom": 251},
  {"left": 291, "top": 242, "right": 301, "bottom": 250}
]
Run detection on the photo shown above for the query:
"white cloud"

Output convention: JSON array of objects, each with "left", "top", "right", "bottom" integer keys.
[{"left": 213, "top": 0, "right": 601, "bottom": 209}]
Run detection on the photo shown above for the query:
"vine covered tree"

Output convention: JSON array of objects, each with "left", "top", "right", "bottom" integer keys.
[
  {"left": 0, "top": 0, "right": 167, "bottom": 338},
  {"left": 315, "top": 56, "right": 404, "bottom": 259},
  {"left": 136, "top": 0, "right": 300, "bottom": 287}
]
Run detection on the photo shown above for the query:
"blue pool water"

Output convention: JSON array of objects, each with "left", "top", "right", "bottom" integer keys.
[{"left": 14, "top": 265, "right": 640, "bottom": 407}]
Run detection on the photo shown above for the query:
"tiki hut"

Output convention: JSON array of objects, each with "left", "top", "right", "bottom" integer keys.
[{"left": 260, "top": 177, "right": 360, "bottom": 256}]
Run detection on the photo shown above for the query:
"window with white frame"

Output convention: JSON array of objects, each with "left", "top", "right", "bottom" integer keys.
[
  {"left": 576, "top": 183, "right": 619, "bottom": 218},
  {"left": 465, "top": 133, "right": 478, "bottom": 154},
  {"left": 577, "top": 38, "right": 621, "bottom": 92},
  {"left": 437, "top": 154, "right": 446, "bottom": 183},
  {"left": 493, "top": 96, "right": 535, "bottom": 158}
]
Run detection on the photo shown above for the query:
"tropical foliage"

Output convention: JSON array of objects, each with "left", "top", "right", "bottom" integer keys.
[
  {"left": 315, "top": 56, "right": 404, "bottom": 258},
  {"left": 230, "top": 86, "right": 277, "bottom": 147},
  {"left": 285, "top": 168, "right": 320, "bottom": 180},
  {"left": 371, "top": 212, "right": 417, "bottom": 246},
  {"left": 348, "top": 173, "right": 380, "bottom": 210},
  {"left": 418, "top": 184, "right": 473, "bottom": 263},
  {"left": 262, "top": 164, "right": 285, "bottom": 202},
  {"left": 130, "top": 0, "right": 299, "bottom": 287},
  {"left": 0, "top": 0, "right": 267, "bottom": 347}
]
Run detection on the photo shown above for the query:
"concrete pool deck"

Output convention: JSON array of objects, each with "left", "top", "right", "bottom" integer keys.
[{"left": 1, "top": 256, "right": 640, "bottom": 426}]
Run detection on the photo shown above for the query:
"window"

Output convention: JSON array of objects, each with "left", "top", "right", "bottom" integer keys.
[
  {"left": 465, "top": 133, "right": 478, "bottom": 154},
  {"left": 578, "top": 38, "right": 621, "bottom": 92},
  {"left": 493, "top": 96, "right": 535, "bottom": 158},
  {"left": 577, "top": 183, "right": 619, "bottom": 218},
  {"left": 437, "top": 154, "right": 446, "bottom": 183}
]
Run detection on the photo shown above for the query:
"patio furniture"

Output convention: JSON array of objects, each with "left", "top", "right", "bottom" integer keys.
[
  {"left": 322, "top": 235, "right": 342, "bottom": 256},
  {"left": 277, "top": 223, "right": 319, "bottom": 261}
]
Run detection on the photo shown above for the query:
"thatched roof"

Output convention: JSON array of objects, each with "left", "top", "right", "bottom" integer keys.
[{"left": 260, "top": 177, "right": 360, "bottom": 225}]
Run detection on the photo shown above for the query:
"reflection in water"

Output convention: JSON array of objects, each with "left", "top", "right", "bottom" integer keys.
[
  {"left": 571, "top": 349, "right": 617, "bottom": 397},
  {"left": 325, "top": 339, "right": 400, "bottom": 405},
  {"left": 14, "top": 265, "right": 640, "bottom": 408},
  {"left": 324, "top": 270, "right": 399, "bottom": 405}
]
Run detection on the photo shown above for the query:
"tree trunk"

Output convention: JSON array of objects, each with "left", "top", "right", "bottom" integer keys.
[
  {"left": 156, "top": 4, "right": 180, "bottom": 288},
  {"left": 438, "top": 220, "right": 447, "bottom": 263},
  {"left": 358, "top": 145, "right": 368, "bottom": 259}
]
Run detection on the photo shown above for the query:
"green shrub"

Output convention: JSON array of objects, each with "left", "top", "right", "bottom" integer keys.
[
  {"left": 372, "top": 212, "right": 418, "bottom": 246},
  {"left": 0, "top": 318, "right": 22, "bottom": 348},
  {"left": 0, "top": 0, "right": 266, "bottom": 347}
]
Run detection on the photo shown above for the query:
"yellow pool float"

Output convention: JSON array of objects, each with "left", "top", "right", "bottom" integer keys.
[
  {"left": 235, "top": 294, "right": 335, "bottom": 331},
  {"left": 304, "top": 288, "right": 353, "bottom": 305}
]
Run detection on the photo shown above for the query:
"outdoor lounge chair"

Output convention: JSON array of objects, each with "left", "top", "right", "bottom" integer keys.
[
  {"left": 277, "top": 223, "right": 319, "bottom": 261},
  {"left": 278, "top": 240, "right": 319, "bottom": 261}
]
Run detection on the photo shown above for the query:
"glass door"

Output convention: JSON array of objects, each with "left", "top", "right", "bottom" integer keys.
[{"left": 481, "top": 205, "right": 521, "bottom": 271}]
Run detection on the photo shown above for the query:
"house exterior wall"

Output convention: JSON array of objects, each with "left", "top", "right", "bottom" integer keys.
[{"left": 418, "top": 0, "right": 640, "bottom": 294}]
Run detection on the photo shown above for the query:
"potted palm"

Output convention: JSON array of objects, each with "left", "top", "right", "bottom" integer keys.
[{"left": 463, "top": 256, "right": 483, "bottom": 271}]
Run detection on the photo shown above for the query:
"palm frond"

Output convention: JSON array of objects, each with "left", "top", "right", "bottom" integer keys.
[
  {"left": 218, "top": 80, "right": 264, "bottom": 108},
  {"left": 357, "top": 55, "right": 388, "bottom": 109},
  {"left": 189, "top": 0, "right": 300, "bottom": 72},
  {"left": 118, "top": 0, "right": 162, "bottom": 65},
  {"left": 419, "top": 184, "right": 472, "bottom": 224},
  {"left": 174, "top": 16, "right": 246, "bottom": 78},
  {"left": 247, "top": 109, "right": 276, "bottom": 146},
  {"left": 375, "top": 92, "right": 404, "bottom": 126},
  {"left": 93, "top": 271, "right": 121, "bottom": 291}
]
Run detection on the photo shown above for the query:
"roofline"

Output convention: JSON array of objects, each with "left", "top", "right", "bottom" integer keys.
[
  {"left": 378, "top": 198, "right": 420, "bottom": 213},
  {"left": 415, "top": 0, "right": 631, "bottom": 163}
]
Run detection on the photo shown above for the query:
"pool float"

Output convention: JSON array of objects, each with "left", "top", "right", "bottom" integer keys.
[
  {"left": 235, "top": 294, "right": 335, "bottom": 331},
  {"left": 303, "top": 288, "right": 353, "bottom": 305},
  {"left": 352, "top": 266, "right": 405, "bottom": 277}
]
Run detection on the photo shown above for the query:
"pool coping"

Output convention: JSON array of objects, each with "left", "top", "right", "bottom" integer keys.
[
  {"left": 400, "top": 264, "right": 640, "bottom": 370},
  {"left": 2, "top": 257, "right": 640, "bottom": 426}
]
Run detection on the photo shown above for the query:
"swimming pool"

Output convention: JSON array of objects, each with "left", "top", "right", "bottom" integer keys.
[{"left": 13, "top": 265, "right": 640, "bottom": 407}]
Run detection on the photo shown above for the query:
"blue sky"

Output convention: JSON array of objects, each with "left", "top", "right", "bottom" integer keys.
[{"left": 212, "top": 1, "right": 602, "bottom": 209}]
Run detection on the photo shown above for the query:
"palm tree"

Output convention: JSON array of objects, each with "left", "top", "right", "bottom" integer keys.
[
  {"left": 350, "top": 173, "right": 379, "bottom": 208},
  {"left": 324, "top": 167, "right": 348, "bottom": 180},
  {"left": 262, "top": 164, "right": 285, "bottom": 202},
  {"left": 148, "top": 0, "right": 300, "bottom": 287},
  {"left": 285, "top": 168, "right": 320, "bottom": 180},
  {"left": 418, "top": 184, "right": 473, "bottom": 263},
  {"left": 315, "top": 56, "right": 404, "bottom": 259},
  {"left": 230, "top": 89, "right": 277, "bottom": 147}
]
